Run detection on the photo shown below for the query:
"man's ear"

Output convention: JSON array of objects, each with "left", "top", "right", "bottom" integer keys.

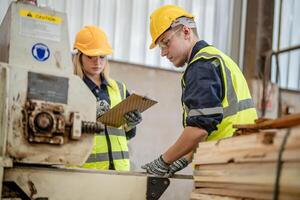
[{"left": 182, "top": 26, "right": 191, "bottom": 39}]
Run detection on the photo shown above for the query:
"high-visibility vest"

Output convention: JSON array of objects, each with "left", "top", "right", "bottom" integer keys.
[
  {"left": 182, "top": 45, "right": 257, "bottom": 141},
  {"left": 82, "top": 79, "right": 130, "bottom": 171}
]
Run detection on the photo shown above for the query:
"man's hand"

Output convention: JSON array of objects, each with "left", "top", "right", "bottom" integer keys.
[
  {"left": 167, "top": 157, "right": 189, "bottom": 177},
  {"left": 141, "top": 155, "right": 170, "bottom": 176},
  {"left": 124, "top": 110, "right": 142, "bottom": 127}
]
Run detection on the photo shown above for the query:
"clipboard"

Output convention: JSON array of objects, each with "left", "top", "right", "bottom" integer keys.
[{"left": 97, "top": 93, "right": 157, "bottom": 127}]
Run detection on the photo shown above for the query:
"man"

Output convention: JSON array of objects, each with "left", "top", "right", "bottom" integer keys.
[{"left": 141, "top": 5, "right": 257, "bottom": 177}]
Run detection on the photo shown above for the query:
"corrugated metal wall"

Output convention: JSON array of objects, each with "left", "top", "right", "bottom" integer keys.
[
  {"left": 0, "top": 0, "right": 234, "bottom": 70},
  {"left": 1, "top": 0, "right": 299, "bottom": 87}
]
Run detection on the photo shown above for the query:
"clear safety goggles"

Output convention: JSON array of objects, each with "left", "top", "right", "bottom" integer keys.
[
  {"left": 85, "top": 55, "right": 106, "bottom": 62},
  {"left": 157, "top": 28, "right": 181, "bottom": 50}
]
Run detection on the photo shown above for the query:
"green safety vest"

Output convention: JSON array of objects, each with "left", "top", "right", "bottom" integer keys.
[
  {"left": 182, "top": 45, "right": 257, "bottom": 141},
  {"left": 82, "top": 79, "right": 130, "bottom": 171}
]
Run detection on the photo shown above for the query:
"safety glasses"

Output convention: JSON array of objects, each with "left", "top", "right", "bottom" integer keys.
[
  {"left": 157, "top": 27, "right": 181, "bottom": 50},
  {"left": 86, "top": 55, "right": 106, "bottom": 62}
]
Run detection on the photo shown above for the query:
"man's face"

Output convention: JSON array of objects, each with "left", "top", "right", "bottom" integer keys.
[{"left": 156, "top": 26, "right": 189, "bottom": 68}]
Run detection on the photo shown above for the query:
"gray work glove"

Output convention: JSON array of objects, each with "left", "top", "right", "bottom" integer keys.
[
  {"left": 166, "top": 157, "right": 189, "bottom": 177},
  {"left": 141, "top": 155, "right": 170, "bottom": 176},
  {"left": 96, "top": 100, "right": 110, "bottom": 118},
  {"left": 124, "top": 110, "right": 142, "bottom": 127}
]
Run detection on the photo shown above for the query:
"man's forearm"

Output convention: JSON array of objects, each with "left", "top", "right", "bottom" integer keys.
[
  {"left": 162, "top": 126, "right": 208, "bottom": 164},
  {"left": 182, "top": 149, "right": 195, "bottom": 163}
]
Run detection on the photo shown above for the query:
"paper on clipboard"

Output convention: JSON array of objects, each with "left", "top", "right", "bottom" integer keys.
[{"left": 97, "top": 93, "right": 157, "bottom": 127}]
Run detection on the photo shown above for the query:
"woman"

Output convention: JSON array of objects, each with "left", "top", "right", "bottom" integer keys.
[{"left": 73, "top": 25, "right": 142, "bottom": 171}]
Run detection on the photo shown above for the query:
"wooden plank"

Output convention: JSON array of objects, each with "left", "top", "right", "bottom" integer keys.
[
  {"left": 197, "top": 128, "right": 300, "bottom": 151},
  {"left": 194, "top": 181, "right": 300, "bottom": 196},
  {"left": 195, "top": 182, "right": 273, "bottom": 192},
  {"left": 196, "top": 132, "right": 263, "bottom": 150},
  {"left": 193, "top": 162, "right": 300, "bottom": 194},
  {"left": 193, "top": 188, "right": 299, "bottom": 200},
  {"left": 194, "top": 188, "right": 269, "bottom": 199},
  {"left": 193, "top": 129, "right": 300, "bottom": 165},
  {"left": 233, "top": 113, "right": 300, "bottom": 130},
  {"left": 194, "top": 148, "right": 300, "bottom": 165},
  {"left": 190, "top": 192, "right": 245, "bottom": 200}
]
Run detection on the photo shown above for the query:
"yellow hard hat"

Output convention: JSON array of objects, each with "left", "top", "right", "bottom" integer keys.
[
  {"left": 149, "top": 5, "right": 194, "bottom": 49},
  {"left": 74, "top": 25, "right": 113, "bottom": 56}
]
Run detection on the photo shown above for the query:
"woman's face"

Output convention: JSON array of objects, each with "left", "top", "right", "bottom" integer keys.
[{"left": 81, "top": 54, "right": 106, "bottom": 78}]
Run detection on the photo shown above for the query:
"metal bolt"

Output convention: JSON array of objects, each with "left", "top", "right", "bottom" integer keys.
[
  {"left": 151, "top": 192, "right": 156, "bottom": 197},
  {"left": 35, "top": 112, "right": 53, "bottom": 132},
  {"left": 151, "top": 179, "right": 157, "bottom": 185}
]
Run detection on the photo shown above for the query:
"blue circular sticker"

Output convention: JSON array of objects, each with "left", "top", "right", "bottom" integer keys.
[{"left": 31, "top": 43, "right": 50, "bottom": 61}]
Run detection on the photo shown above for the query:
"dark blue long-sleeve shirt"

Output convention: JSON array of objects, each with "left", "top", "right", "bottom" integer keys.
[{"left": 182, "top": 40, "right": 224, "bottom": 134}]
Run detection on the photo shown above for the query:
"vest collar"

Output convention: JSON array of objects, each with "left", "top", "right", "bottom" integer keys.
[{"left": 188, "top": 40, "right": 210, "bottom": 64}]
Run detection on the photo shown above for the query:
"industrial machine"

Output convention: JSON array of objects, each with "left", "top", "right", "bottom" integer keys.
[{"left": 0, "top": 2, "right": 172, "bottom": 199}]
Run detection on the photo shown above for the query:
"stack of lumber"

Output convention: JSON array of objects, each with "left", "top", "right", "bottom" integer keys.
[{"left": 190, "top": 113, "right": 300, "bottom": 200}]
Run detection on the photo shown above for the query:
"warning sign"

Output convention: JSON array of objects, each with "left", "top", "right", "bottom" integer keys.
[
  {"left": 19, "top": 9, "right": 62, "bottom": 42},
  {"left": 19, "top": 9, "right": 62, "bottom": 24}
]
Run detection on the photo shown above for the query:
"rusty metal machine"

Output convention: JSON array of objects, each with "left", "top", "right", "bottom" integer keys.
[{"left": 0, "top": 2, "right": 172, "bottom": 199}]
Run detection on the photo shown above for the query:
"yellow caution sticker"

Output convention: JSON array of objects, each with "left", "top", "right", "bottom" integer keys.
[{"left": 19, "top": 9, "right": 62, "bottom": 24}]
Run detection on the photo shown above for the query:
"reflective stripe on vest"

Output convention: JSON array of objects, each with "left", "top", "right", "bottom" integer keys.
[
  {"left": 105, "top": 127, "right": 126, "bottom": 136},
  {"left": 182, "top": 46, "right": 257, "bottom": 140},
  {"left": 86, "top": 151, "right": 129, "bottom": 162},
  {"left": 83, "top": 79, "right": 130, "bottom": 171},
  {"left": 82, "top": 159, "right": 130, "bottom": 171},
  {"left": 188, "top": 107, "right": 223, "bottom": 117},
  {"left": 187, "top": 53, "right": 254, "bottom": 118},
  {"left": 116, "top": 81, "right": 125, "bottom": 100}
]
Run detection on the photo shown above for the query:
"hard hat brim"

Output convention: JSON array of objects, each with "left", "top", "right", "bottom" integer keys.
[
  {"left": 81, "top": 49, "right": 113, "bottom": 57},
  {"left": 149, "top": 42, "right": 156, "bottom": 49}
]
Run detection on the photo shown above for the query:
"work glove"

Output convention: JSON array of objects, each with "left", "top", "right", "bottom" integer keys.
[
  {"left": 141, "top": 155, "right": 170, "bottom": 177},
  {"left": 96, "top": 100, "right": 110, "bottom": 119},
  {"left": 124, "top": 110, "right": 142, "bottom": 128},
  {"left": 166, "top": 157, "right": 189, "bottom": 177}
]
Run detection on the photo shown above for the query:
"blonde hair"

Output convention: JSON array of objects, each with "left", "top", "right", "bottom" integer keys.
[{"left": 72, "top": 51, "right": 110, "bottom": 83}]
